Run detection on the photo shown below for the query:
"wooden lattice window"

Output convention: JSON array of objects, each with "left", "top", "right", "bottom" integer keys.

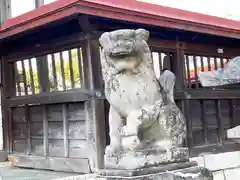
[
  {"left": 152, "top": 52, "right": 172, "bottom": 79},
  {"left": 184, "top": 55, "right": 229, "bottom": 89},
  {"left": 14, "top": 48, "right": 84, "bottom": 96}
]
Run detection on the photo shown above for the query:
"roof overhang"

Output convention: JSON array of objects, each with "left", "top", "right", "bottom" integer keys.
[{"left": 0, "top": 0, "right": 240, "bottom": 40}]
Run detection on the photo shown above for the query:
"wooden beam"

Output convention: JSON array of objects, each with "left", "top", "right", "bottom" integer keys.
[
  {"left": 8, "top": 154, "right": 90, "bottom": 173},
  {"left": 78, "top": 15, "right": 92, "bottom": 32},
  {"left": 4, "top": 33, "right": 86, "bottom": 62},
  {"left": 78, "top": 15, "right": 99, "bottom": 34},
  {"left": 149, "top": 39, "right": 240, "bottom": 58},
  {"left": 175, "top": 90, "right": 240, "bottom": 100},
  {"left": 6, "top": 88, "right": 104, "bottom": 107}
]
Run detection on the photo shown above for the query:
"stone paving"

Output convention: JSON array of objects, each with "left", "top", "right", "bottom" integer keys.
[{"left": 0, "top": 162, "right": 78, "bottom": 180}]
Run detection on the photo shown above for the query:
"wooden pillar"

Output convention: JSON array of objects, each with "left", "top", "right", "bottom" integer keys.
[
  {"left": 35, "top": 0, "right": 50, "bottom": 93},
  {"left": 172, "top": 42, "right": 186, "bottom": 90},
  {"left": 82, "top": 33, "right": 106, "bottom": 171},
  {"left": 34, "top": 0, "right": 48, "bottom": 91},
  {"left": 0, "top": 0, "right": 11, "bottom": 26},
  {"left": 35, "top": 0, "right": 44, "bottom": 8},
  {"left": 36, "top": 57, "right": 50, "bottom": 93},
  {"left": 172, "top": 42, "right": 193, "bottom": 153},
  {"left": 0, "top": 0, "right": 11, "bottom": 161}
]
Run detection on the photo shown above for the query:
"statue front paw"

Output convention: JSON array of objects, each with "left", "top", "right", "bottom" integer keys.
[
  {"left": 106, "top": 141, "right": 123, "bottom": 155},
  {"left": 127, "top": 110, "right": 143, "bottom": 123},
  {"left": 105, "top": 145, "right": 121, "bottom": 156},
  {"left": 122, "top": 135, "right": 140, "bottom": 151},
  {"left": 154, "top": 140, "right": 173, "bottom": 150},
  {"left": 122, "top": 125, "right": 137, "bottom": 136},
  {"left": 123, "top": 110, "right": 142, "bottom": 136}
]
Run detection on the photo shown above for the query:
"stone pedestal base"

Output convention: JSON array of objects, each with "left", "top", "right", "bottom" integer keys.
[
  {"left": 99, "top": 166, "right": 213, "bottom": 180},
  {"left": 0, "top": 151, "right": 7, "bottom": 162},
  {"left": 56, "top": 165, "right": 213, "bottom": 180},
  {"left": 105, "top": 147, "right": 189, "bottom": 170},
  {"left": 100, "top": 161, "right": 197, "bottom": 177}
]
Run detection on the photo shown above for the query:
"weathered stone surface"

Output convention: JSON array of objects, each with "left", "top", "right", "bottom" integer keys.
[
  {"left": 54, "top": 167, "right": 213, "bottom": 180},
  {"left": 100, "top": 161, "right": 197, "bottom": 177},
  {"left": 198, "top": 56, "right": 240, "bottom": 87},
  {"left": 227, "top": 125, "right": 240, "bottom": 143},
  {"left": 190, "top": 156, "right": 205, "bottom": 167},
  {"left": 99, "top": 28, "right": 187, "bottom": 169},
  {"left": 212, "top": 171, "right": 225, "bottom": 180},
  {"left": 204, "top": 151, "right": 240, "bottom": 171},
  {"left": 224, "top": 167, "right": 240, "bottom": 180},
  {"left": 104, "top": 147, "right": 189, "bottom": 170},
  {"left": 0, "top": 151, "right": 7, "bottom": 162}
]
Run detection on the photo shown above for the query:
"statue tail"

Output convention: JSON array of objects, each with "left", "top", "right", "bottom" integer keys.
[{"left": 158, "top": 70, "right": 176, "bottom": 102}]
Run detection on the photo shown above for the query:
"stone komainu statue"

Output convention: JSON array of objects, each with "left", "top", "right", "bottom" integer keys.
[{"left": 99, "top": 29, "right": 186, "bottom": 154}]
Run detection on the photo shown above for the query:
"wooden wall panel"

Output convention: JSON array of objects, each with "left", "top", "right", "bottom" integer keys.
[
  {"left": 12, "top": 139, "right": 27, "bottom": 154},
  {"left": 47, "top": 104, "right": 62, "bottom": 122},
  {"left": 68, "top": 103, "right": 85, "bottom": 121},
  {"left": 48, "top": 139, "right": 64, "bottom": 157},
  {"left": 31, "top": 122, "right": 43, "bottom": 137},
  {"left": 12, "top": 107, "right": 26, "bottom": 122},
  {"left": 31, "top": 139, "right": 44, "bottom": 156},
  {"left": 12, "top": 123, "right": 27, "bottom": 138},
  {"left": 69, "top": 140, "right": 89, "bottom": 158},
  {"left": 48, "top": 122, "right": 64, "bottom": 139},
  {"left": 11, "top": 102, "right": 88, "bottom": 162},
  {"left": 68, "top": 121, "right": 86, "bottom": 140},
  {"left": 29, "top": 106, "right": 42, "bottom": 122}
]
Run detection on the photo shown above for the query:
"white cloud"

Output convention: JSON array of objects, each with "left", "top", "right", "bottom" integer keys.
[
  {"left": 10, "top": 0, "right": 240, "bottom": 20},
  {"left": 44, "top": 0, "right": 56, "bottom": 5},
  {"left": 139, "top": 0, "right": 240, "bottom": 20},
  {"left": 11, "top": 0, "right": 35, "bottom": 17},
  {"left": 11, "top": 0, "right": 56, "bottom": 17}
]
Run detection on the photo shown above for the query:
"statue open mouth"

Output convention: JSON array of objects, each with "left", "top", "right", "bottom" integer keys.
[
  {"left": 110, "top": 51, "right": 131, "bottom": 57},
  {"left": 115, "top": 68, "right": 137, "bottom": 75},
  {"left": 110, "top": 49, "right": 137, "bottom": 58}
]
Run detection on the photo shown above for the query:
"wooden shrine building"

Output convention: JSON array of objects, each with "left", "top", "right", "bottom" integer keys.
[{"left": 0, "top": 0, "right": 240, "bottom": 173}]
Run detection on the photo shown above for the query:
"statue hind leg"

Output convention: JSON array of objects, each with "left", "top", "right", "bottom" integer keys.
[{"left": 107, "top": 106, "right": 124, "bottom": 153}]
